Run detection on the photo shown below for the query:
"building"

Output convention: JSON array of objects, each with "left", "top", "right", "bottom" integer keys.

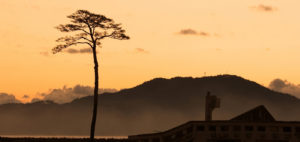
[{"left": 128, "top": 94, "right": 300, "bottom": 142}]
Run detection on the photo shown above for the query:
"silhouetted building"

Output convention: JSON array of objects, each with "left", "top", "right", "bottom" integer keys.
[
  {"left": 205, "top": 92, "right": 220, "bottom": 121},
  {"left": 129, "top": 105, "right": 300, "bottom": 142}
]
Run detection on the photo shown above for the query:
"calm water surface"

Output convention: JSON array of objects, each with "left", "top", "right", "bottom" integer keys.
[{"left": 1, "top": 135, "right": 127, "bottom": 139}]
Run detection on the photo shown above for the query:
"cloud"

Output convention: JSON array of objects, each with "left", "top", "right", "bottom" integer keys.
[
  {"left": 215, "top": 48, "right": 222, "bottom": 51},
  {"left": 65, "top": 48, "right": 79, "bottom": 54},
  {"left": 65, "top": 48, "right": 94, "bottom": 54},
  {"left": 40, "top": 85, "right": 118, "bottom": 104},
  {"left": 135, "top": 48, "right": 149, "bottom": 54},
  {"left": 79, "top": 48, "right": 93, "bottom": 53},
  {"left": 269, "top": 79, "right": 300, "bottom": 98},
  {"left": 251, "top": 4, "right": 277, "bottom": 12},
  {"left": 199, "top": 32, "right": 209, "bottom": 36},
  {"left": 31, "top": 98, "right": 42, "bottom": 103},
  {"left": 1, "top": 85, "right": 117, "bottom": 104},
  {"left": 178, "top": 29, "right": 210, "bottom": 36},
  {"left": 40, "top": 51, "right": 49, "bottom": 56},
  {"left": 0, "top": 93, "right": 21, "bottom": 105},
  {"left": 179, "top": 29, "right": 198, "bottom": 35}
]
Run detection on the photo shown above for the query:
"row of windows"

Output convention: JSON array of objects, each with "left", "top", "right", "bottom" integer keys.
[
  {"left": 136, "top": 125, "right": 300, "bottom": 142},
  {"left": 210, "top": 133, "right": 298, "bottom": 140},
  {"left": 137, "top": 132, "right": 300, "bottom": 142},
  {"left": 193, "top": 125, "right": 300, "bottom": 133},
  {"left": 135, "top": 126, "right": 300, "bottom": 142}
]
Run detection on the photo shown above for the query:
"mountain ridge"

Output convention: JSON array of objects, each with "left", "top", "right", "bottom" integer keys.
[{"left": 0, "top": 74, "right": 299, "bottom": 135}]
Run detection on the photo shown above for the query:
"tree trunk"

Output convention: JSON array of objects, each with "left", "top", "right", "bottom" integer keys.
[{"left": 90, "top": 47, "right": 99, "bottom": 142}]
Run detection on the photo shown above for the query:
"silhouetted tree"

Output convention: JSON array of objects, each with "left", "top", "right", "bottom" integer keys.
[{"left": 52, "top": 10, "right": 129, "bottom": 141}]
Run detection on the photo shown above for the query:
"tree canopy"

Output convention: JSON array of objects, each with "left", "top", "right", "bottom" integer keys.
[{"left": 52, "top": 10, "right": 129, "bottom": 54}]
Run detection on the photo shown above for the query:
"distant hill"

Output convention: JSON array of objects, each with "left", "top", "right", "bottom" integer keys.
[{"left": 0, "top": 75, "right": 300, "bottom": 136}]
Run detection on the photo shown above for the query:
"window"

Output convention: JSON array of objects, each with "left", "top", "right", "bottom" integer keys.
[
  {"left": 259, "top": 134, "right": 266, "bottom": 139},
  {"left": 233, "top": 125, "right": 241, "bottom": 131},
  {"left": 197, "top": 125, "right": 205, "bottom": 131},
  {"left": 209, "top": 125, "right": 217, "bottom": 131},
  {"left": 211, "top": 133, "right": 217, "bottom": 138},
  {"left": 297, "top": 135, "right": 300, "bottom": 140},
  {"left": 152, "top": 138, "right": 160, "bottom": 142},
  {"left": 176, "top": 131, "right": 183, "bottom": 138},
  {"left": 257, "top": 126, "right": 266, "bottom": 132},
  {"left": 283, "top": 134, "right": 292, "bottom": 140},
  {"left": 221, "top": 125, "right": 229, "bottom": 131},
  {"left": 283, "top": 127, "right": 292, "bottom": 132},
  {"left": 245, "top": 126, "right": 254, "bottom": 131},
  {"left": 269, "top": 126, "right": 279, "bottom": 132},
  {"left": 163, "top": 135, "right": 172, "bottom": 141},
  {"left": 233, "top": 133, "right": 240, "bottom": 138},
  {"left": 295, "top": 127, "right": 300, "bottom": 132},
  {"left": 187, "top": 126, "right": 194, "bottom": 133},
  {"left": 246, "top": 133, "right": 252, "bottom": 139},
  {"left": 272, "top": 133, "right": 279, "bottom": 139},
  {"left": 222, "top": 133, "right": 229, "bottom": 138}
]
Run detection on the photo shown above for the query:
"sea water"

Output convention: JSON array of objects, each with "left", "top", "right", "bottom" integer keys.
[{"left": 1, "top": 135, "right": 127, "bottom": 139}]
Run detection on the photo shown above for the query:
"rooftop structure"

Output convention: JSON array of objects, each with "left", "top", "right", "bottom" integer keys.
[{"left": 129, "top": 93, "right": 300, "bottom": 142}]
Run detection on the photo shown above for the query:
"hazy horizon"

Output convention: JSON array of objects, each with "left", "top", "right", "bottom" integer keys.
[
  {"left": 1, "top": 75, "right": 300, "bottom": 136},
  {"left": 1, "top": 75, "right": 300, "bottom": 104}
]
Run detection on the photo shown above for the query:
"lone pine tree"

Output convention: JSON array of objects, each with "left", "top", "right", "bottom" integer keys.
[{"left": 52, "top": 10, "right": 129, "bottom": 141}]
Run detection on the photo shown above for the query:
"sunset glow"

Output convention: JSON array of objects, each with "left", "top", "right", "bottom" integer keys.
[{"left": 1, "top": 0, "right": 300, "bottom": 102}]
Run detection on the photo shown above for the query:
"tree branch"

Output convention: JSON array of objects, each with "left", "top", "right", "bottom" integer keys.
[
  {"left": 87, "top": 23, "right": 96, "bottom": 47},
  {"left": 81, "top": 29, "right": 90, "bottom": 35},
  {"left": 92, "top": 26, "right": 96, "bottom": 36},
  {"left": 95, "top": 34, "right": 112, "bottom": 41},
  {"left": 75, "top": 42, "right": 93, "bottom": 48},
  {"left": 80, "top": 36, "right": 93, "bottom": 43}
]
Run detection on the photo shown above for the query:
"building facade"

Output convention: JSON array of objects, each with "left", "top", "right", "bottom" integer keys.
[{"left": 128, "top": 106, "right": 300, "bottom": 142}]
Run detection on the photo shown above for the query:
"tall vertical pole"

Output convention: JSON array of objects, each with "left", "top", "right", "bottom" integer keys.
[{"left": 205, "top": 92, "right": 212, "bottom": 121}]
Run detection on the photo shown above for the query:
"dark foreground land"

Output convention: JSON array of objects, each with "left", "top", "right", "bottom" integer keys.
[{"left": 0, "top": 137, "right": 131, "bottom": 142}]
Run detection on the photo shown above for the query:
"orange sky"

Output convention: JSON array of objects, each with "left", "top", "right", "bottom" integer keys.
[{"left": 1, "top": 0, "right": 300, "bottom": 101}]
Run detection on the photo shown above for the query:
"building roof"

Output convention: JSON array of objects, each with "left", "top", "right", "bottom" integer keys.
[
  {"left": 230, "top": 105, "right": 275, "bottom": 122},
  {"left": 129, "top": 105, "right": 299, "bottom": 139}
]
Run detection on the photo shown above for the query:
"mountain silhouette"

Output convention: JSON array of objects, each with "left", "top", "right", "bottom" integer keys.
[{"left": 0, "top": 75, "right": 299, "bottom": 136}]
